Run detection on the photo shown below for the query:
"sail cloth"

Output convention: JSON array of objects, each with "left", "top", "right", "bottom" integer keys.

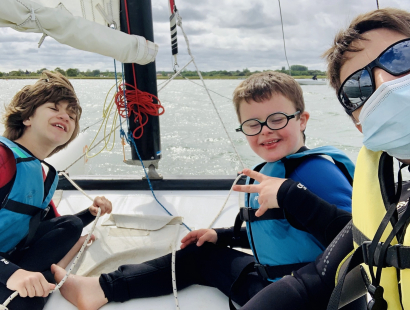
[
  {"left": 72, "top": 214, "right": 183, "bottom": 277},
  {"left": 0, "top": 0, "right": 158, "bottom": 64}
]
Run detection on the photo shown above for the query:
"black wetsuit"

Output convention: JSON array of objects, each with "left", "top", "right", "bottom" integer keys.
[{"left": 99, "top": 179, "right": 367, "bottom": 309}]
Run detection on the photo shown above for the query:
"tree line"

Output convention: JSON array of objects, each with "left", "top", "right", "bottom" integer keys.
[
  {"left": 0, "top": 68, "right": 115, "bottom": 78},
  {"left": 157, "top": 65, "right": 325, "bottom": 78},
  {"left": 0, "top": 65, "right": 326, "bottom": 78}
]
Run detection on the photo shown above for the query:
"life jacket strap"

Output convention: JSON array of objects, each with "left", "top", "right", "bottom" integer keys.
[
  {"left": 254, "top": 262, "right": 308, "bottom": 280},
  {"left": 327, "top": 246, "right": 367, "bottom": 310},
  {"left": 239, "top": 207, "right": 285, "bottom": 222},
  {"left": 362, "top": 241, "right": 410, "bottom": 270},
  {"left": 2, "top": 199, "right": 44, "bottom": 216}
]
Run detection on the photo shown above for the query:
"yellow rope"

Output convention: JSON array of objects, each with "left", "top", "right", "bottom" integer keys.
[{"left": 85, "top": 83, "right": 120, "bottom": 158}]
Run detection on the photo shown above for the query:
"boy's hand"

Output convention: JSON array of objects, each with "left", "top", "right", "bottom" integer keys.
[
  {"left": 6, "top": 269, "right": 55, "bottom": 298},
  {"left": 232, "top": 168, "right": 287, "bottom": 217},
  {"left": 89, "top": 196, "right": 112, "bottom": 216},
  {"left": 180, "top": 229, "right": 218, "bottom": 249}
]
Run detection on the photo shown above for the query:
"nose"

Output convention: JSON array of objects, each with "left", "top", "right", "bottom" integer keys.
[
  {"left": 58, "top": 111, "right": 70, "bottom": 122},
  {"left": 373, "top": 67, "right": 408, "bottom": 90},
  {"left": 260, "top": 123, "right": 273, "bottom": 135}
]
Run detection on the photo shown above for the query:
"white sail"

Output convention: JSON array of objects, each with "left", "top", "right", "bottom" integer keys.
[{"left": 0, "top": 0, "right": 158, "bottom": 64}]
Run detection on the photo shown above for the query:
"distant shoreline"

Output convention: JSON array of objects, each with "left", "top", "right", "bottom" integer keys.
[{"left": 0, "top": 75, "right": 327, "bottom": 80}]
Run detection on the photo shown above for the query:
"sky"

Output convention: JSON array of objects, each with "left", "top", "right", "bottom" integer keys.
[{"left": 0, "top": 0, "right": 409, "bottom": 73}]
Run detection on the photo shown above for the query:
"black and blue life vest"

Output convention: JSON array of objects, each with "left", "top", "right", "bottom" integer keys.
[
  {"left": 241, "top": 146, "right": 355, "bottom": 282},
  {"left": 0, "top": 137, "right": 58, "bottom": 253}
]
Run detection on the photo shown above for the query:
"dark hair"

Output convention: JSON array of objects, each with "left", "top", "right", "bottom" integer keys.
[{"left": 323, "top": 8, "right": 410, "bottom": 92}]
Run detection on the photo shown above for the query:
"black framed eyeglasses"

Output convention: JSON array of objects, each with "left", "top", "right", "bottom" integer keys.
[
  {"left": 236, "top": 111, "right": 301, "bottom": 136},
  {"left": 338, "top": 38, "right": 410, "bottom": 114}
]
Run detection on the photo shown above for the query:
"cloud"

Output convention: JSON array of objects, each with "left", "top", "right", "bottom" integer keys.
[{"left": 0, "top": 0, "right": 408, "bottom": 72}]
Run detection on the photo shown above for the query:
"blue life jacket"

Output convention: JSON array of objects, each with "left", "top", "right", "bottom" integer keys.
[
  {"left": 0, "top": 137, "right": 58, "bottom": 253},
  {"left": 245, "top": 146, "right": 355, "bottom": 281}
]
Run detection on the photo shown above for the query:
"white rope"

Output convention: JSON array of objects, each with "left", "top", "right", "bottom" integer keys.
[
  {"left": 1, "top": 173, "right": 100, "bottom": 310},
  {"left": 171, "top": 224, "right": 181, "bottom": 310},
  {"left": 207, "top": 174, "right": 244, "bottom": 229},
  {"left": 176, "top": 13, "right": 245, "bottom": 170},
  {"left": 90, "top": 0, "right": 96, "bottom": 22},
  {"left": 80, "top": 0, "right": 86, "bottom": 19}
]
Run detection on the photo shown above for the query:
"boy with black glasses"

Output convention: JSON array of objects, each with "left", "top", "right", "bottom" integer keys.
[{"left": 52, "top": 71, "right": 355, "bottom": 310}]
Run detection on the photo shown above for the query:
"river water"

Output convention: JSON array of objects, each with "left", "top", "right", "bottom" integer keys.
[{"left": 0, "top": 79, "right": 405, "bottom": 178}]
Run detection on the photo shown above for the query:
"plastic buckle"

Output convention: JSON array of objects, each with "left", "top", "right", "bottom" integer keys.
[
  {"left": 362, "top": 241, "right": 388, "bottom": 267},
  {"left": 361, "top": 241, "right": 371, "bottom": 265},
  {"left": 240, "top": 208, "right": 251, "bottom": 222},
  {"left": 254, "top": 263, "right": 269, "bottom": 280},
  {"left": 386, "top": 244, "right": 402, "bottom": 269}
]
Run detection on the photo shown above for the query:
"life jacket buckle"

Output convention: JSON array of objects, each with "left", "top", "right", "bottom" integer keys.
[
  {"left": 362, "top": 241, "right": 408, "bottom": 269},
  {"left": 387, "top": 244, "right": 402, "bottom": 269},
  {"left": 361, "top": 241, "right": 372, "bottom": 265},
  {"left": 254, "top": 263, "right": 269, "bottom": 280},
  {"left": 239, "top": 207, "right": 252, "bottom": 222},
  {"left": 362, "top": 241, "right": 388, "bottom": 267}
]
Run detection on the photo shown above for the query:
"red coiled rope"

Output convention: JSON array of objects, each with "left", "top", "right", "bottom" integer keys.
[
  {"left": 115, "top": 82, "right": 164, "bottom": 139},
  {"left": 115, "top": 0, "right": 165, "bottom": 139}
]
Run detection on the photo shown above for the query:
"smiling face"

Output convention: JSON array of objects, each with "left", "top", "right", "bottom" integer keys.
[
  {"left": 239, "top": 93, "right": 309, "bottom": 162},
  {"left": 340, "top": 28, "right": 410, "bottom": 164},
  {"left": 22, "top": 100, "right": 76, "bottom": 150}
]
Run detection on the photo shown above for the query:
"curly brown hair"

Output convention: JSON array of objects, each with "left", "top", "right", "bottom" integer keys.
[
  {"left": 232, "top": 71, "right": 305, "bottom": 123},
  {"left": 2, "top": 71, "right": 82, "bottom": 157},
  {"left": 323, "top": 8, "right": 410, "bottom": 94}
]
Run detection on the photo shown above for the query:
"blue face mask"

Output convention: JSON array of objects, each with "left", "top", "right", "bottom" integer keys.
[{"left": 358, "top": 74, "right": 410, "bottom": 160}]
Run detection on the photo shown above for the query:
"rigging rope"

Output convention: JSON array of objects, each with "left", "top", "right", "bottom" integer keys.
[
  {"left": 85, "top": 84, "right": 119, "bottom": 158},
  {"left": 175, "top": 12, "right": 245, "bottom": 170},
  {"left": 277, "top": 0, "right": 292, "bottom": 76}
]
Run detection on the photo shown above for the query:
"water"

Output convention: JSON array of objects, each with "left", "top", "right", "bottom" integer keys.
[{"left": 0, "top": 78, "right": 387, "bottom": 177}]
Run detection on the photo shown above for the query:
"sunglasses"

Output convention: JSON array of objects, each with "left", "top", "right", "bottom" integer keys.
[{"left": 338, "top": 38, "right": 410, "bottom": 113}]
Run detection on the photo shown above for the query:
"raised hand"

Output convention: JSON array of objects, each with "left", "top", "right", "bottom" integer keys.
[
  {"left": 232, "top": 168, "right": 286, "bottom": 217},
  {"left": 180, "top": 229, "right": 218, "bottom": 249}
]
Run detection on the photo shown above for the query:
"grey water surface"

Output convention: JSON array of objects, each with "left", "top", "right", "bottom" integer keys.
[{"left": 0, "top": 79, "right": 377, "bottom": 177}]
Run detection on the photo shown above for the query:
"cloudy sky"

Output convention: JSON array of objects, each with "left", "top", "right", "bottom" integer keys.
[{"left": 0, "top": 0, "right": 408, "bottom": 73}]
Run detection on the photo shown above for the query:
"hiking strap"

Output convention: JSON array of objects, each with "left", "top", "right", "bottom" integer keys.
[
  {"left": 327, "top": 247, "right": 367, "bottom": 310},
  {"left": 229, "top": 262, "right": 255, "bottom": 310},
  {"left": 228, "top": 261, "right": 309, "bottom": 309}
]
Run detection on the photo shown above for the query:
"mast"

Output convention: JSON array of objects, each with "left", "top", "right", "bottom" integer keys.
[{"left": 120, "top": 0, "right": 162, "bottom": 178}]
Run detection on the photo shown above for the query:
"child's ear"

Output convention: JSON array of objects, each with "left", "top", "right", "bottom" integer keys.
[
  {"left": 22, "top": 118, "right": 31, "bottom": 127},
  {"left": 299, "top": 111, "right": 310, "bottom": 131}
]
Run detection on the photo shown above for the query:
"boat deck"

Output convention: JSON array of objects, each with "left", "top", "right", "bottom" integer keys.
[{"left": 44, "top": 187, "right": 242, "bottom": 310}]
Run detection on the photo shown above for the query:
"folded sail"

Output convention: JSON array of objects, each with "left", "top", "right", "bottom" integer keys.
[{"left": 0, "top": 0, "right": 158, "bottom": 64}]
